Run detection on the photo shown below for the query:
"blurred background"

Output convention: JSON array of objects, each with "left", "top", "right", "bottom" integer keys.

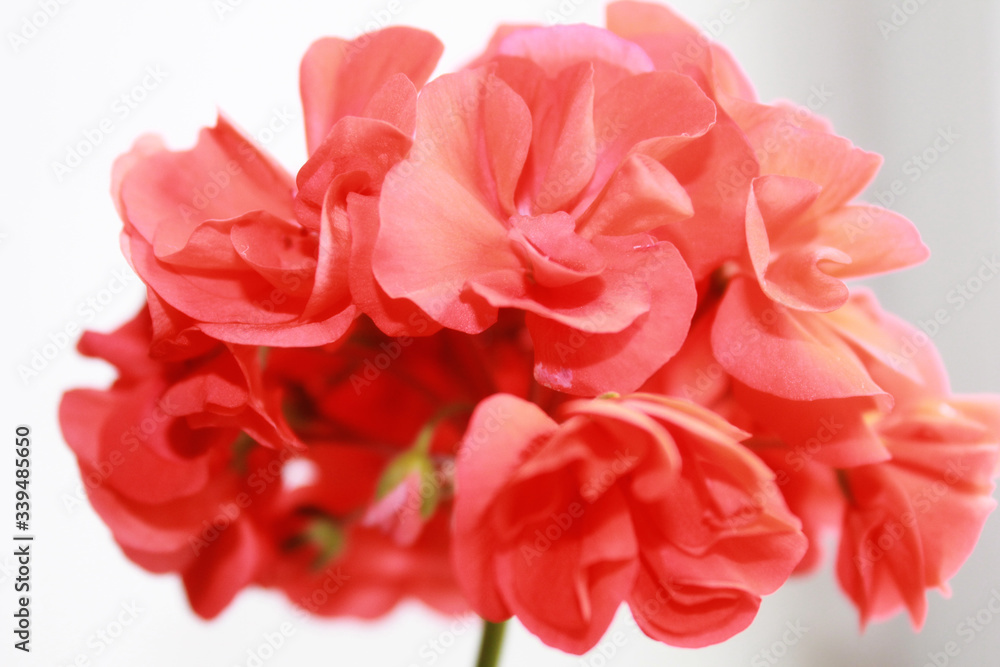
[{"left": 2, "top": 0, "right": 998, "bottom": 664}]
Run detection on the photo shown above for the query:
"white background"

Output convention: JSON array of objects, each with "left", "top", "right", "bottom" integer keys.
[{"left": 2, "top": 0, "right": 999, "bottom": 665}]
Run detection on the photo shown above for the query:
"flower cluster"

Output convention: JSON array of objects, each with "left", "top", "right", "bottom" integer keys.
[{"left": 61, "top": 1, "right": 1000, "bottom": 655}]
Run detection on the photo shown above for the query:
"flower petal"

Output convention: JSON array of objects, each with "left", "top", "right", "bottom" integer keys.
[
  {"left": 453, "top": 395, "right": 560, "bottom": 621},
  {"left": 300, "top": 27, "right": 442, "bottom": 152},
  {"left": 529, "top": 240, "right": 695, "bottom": 395},
  {"left": 116, "top": 116, "right": 294, "bottom": 247},
  {"left": 712, "top": 277, "right": 884, "bottom": 401},
  {"left": 372, "top": 70, "right": 531, "bottom": 333}
]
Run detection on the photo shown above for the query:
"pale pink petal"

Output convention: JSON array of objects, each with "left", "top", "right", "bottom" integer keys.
[
  {"left": 498, "top": 24, "right": 653, "bottom": 94},
  {"left": 464, "top": 24, "right": 539, "bottom": 69},
  {"left": 708, "top": 45, "right": 757, "bottom": 101}
]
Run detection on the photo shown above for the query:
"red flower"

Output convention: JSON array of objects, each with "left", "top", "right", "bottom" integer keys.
[
  {"left": 114, "top": 28, "right": 445, "bottom": 348},
  {"left": 831, "top": 315, "right": 1000, "bottom": 627},
  {"left": 253, "top": 316, "right": 538, "bottom": 617},
  {"left": 606, "top": 1, "right": 764, "bottom": 280},
  {"left": 59, "top": 1, "right": 1000, "bottom": 656},
  {"left": 59, "top": 306, "right": 301, "bottom": 617},
  {"left": 837, "top": 396, "right": 1000, "bottom": 627},
  {"left": 708, "top": 101, "right": 928, "bottom": 401},
  {"left": 371, "top": 24, "right": 710, "bottom": 395},
  {"left": 452, "top": 393, "right": 806, "bottom": 653}
]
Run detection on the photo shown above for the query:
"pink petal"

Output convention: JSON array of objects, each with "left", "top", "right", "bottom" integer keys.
[
  {"left": 465, "top": 24, "right": 539, "bottom": 69},
  {"left": 294, "top": 116, "right": 413, "bottom": 230},
  {"left": 360, "top": 72, "right": 419, "bottom": 136},
  {"left": 708, "top": 45, "right": 757, "bottom": 101},
  {"left": 824, "top": 289, "right": 945, "bottom": 399},
  {"left": 606, "top": 2, "right": 755, "bottom": 100},
  {"left": 712, "top": 277, "right": 884, "bottom": 401},
  {"left": 344, "top": 193, "right": 440, "bottom": 336},
  {"left": 497, "top": 24, "right": 653, "bottom": 94},
  {"left": 184, "top": 519, "right": 263, "bottom": 619},
  {"left": 372, "top": 70, "right": 531, "bottom": 333},
  {"left": 472, "top": 234, "right": 652, "bottom": 336},
  {"left": 733, "top": 102, "right": 882, "bottom": 216},
  {"left": 125, "top": 218, "right": 297, "bottom": 325},
  {"left": 116, "top": 115, "right": 295, "bottom": 245},
  {"left": 629, "top": 565, "right": 760, "bottom": 648},
  {"left": 576, "top": 153, "right": 693, "bottom": 238},
  {"left": 500, "top": 60, "right": 597, "bottom": 213},
  {"left": 144, "top": 292, "right": 217, "bottom": 361},
  {"left": 747, "top": 175, "right": 851, "bottom": 312},
  {"left": 197, "top": 306, "right": 357, "bottom": 347},
  {"left": 655, "top": 112, "right": 759, "bottom": 280},
  {"left": 361, "top": 471, "right": 426, "bottom": 546},
  {"left": 60, "top": 387, "right": 211, "bottom": 504},
  {"left": 300, "top": 27, "right": 443, "bottom": 152},
  {"left": 229, "top": 217, "right": 317, "bottom": 299},
  {"left": 732, "top": 383, "right": 890, "bottom": 468},
  {"left": 75, "top": 306, "right": 159, "bottom": 375},
  {"left": 453, "top": 395, "right": 560, "bottom": 621},
  {"left": 582, "top": 71, "right": 716, "bottom": 204},
  {"left": 495, "top": 491, "right": 637, "bottom": 654},
  {"left": 815, "top": 205, "right": 929, "bottom": 279},
  {"left": 529, "top": 240, "right": 695, "bottom": 396},
  {"left": 507, "top": 212, "right": 606, "bottom": 287},
  {"left": 836, "top": 466, "right": 930, "bottom": 627},
  {"left": 606, "top": 0, "right": 700, "bottom": 37},
  {"left": 298, "top": 181, "right": 353, "bottom": 321}
]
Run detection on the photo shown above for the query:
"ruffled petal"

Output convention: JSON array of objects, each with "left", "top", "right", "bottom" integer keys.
[
  {"left": 712, "top": 277, "right": 884, "bottom": 401},
  {"left": 300, "top": 27, "right": 443, "bottom": 152}
]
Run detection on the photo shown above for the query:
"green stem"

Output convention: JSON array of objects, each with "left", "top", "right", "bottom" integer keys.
[{"left": 475, "top": 619, "right": 507, "bottom": 667}]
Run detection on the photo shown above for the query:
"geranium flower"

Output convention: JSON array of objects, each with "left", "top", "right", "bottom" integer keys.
[
  {"left": 452, "top": 392, "right": 806, "bottom": 653},
  {"left": 59, "top": 306, "right": 301, "bottom": 617},
  {"left": 371, "top": 25, "right": 713, "bottom": 396},
  {"left": 114, "top": 28, "right": 445, "bottom": 348},
  {"left": 710, "top": 100, "right": 929, "bottom": 400}
]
